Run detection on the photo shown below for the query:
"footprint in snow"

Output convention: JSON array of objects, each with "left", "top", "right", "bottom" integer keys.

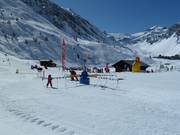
[
  {"left": 13, "top": 111, "right": 20, "bottom": 114},
  {"left": 25, "top": 116, "right": 34, "bottom": 121},
  {"left": 20, "top": 114, "right": 28, "bottom": 118},
  {"left": 51, "top": 125, "right": 60, "bottom": 130},
  {"left": 37, "top": 120, "right": 45, "bottom": 125},
  {"left": 31, "top": 118, "right": 39, "bottom": 123},
  {"left": 16, "top": 112, "right": 24, "bottom": 116},
  {"left": 43, "top": 123, "right": 52, "bottom": 127},
  {"left": 8, "top": 109, "right": 16, "bottom": 112}
]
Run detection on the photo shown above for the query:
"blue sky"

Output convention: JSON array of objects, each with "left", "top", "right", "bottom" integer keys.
[{"left": 52, "top": 0, "right": 180, "bottom": 33}]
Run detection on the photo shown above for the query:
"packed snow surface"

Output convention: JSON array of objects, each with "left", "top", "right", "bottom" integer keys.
[{"left": 0, "top": 54, "right": 180, "bottom": 135}]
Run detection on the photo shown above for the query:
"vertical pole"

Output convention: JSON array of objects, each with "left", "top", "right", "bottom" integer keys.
[
  {"left": 61, "top": 39, "right": 67, "bottom": 71},
  {"left": 42, "top": 70, "right": 45, "bottom": 80}
]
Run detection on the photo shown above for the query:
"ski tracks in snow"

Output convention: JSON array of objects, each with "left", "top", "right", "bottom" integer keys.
[
  {"left": 0, "top": 98, "right": 76, "bottom": 135},
  {"left": 7, "top": 106, "right": 99, "bottom": 135},
  {"left": 7, "top": 108, "right": 76, "bottom": 135}
]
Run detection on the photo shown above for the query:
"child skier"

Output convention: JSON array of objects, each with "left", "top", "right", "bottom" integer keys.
[{"left": 46, "top": 74, "right": 53, "bottom": 88}]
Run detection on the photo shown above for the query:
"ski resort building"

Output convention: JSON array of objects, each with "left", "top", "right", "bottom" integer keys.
[
  {"left": 40, "top": 60, "right": 57, "bottom": 68},
  {"left": 112, "top": 60, "right": 149, "bottom": 72}
]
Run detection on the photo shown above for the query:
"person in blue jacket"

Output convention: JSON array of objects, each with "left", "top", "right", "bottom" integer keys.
[{"left": 80, "top": 70, "right": 90, "bottom": 85}]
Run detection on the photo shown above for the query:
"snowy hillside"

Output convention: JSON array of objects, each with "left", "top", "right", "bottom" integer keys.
[
  {"left": 0, "top": 0, "right": 68, "bottom": 59},
  {"left": 0, "top": 0, "right": 136, "bottom": 65},
  {"left": 20, "top": 0, "right": 113, "bottom": 43},
  {"left": 1, "top": 52, "right": 180, "bottom": 135}
]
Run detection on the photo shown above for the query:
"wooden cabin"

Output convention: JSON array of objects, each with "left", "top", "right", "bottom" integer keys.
[
  {"left": 112, "top": 60, "right": 149, "bottom": 72},
  {"left": 40, "top": 60, "right": 56, "bottom": 68}
]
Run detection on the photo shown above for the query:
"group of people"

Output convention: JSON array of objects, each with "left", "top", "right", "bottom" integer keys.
[
  {"left": 46, "top": 69, "right": 89, "bottom": 88},
  {"left": 31, "top": 64, "right": 110, "bottom": 88}
]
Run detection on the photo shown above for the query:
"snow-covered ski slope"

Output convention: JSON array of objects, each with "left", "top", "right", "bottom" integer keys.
[{"left": 0, "top": 54, "right": 180, "bottom": 135}]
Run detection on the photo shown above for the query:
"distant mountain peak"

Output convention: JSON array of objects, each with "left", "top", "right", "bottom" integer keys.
[{"left": 149, "top": 25, "right": 160, "bottom": 30}]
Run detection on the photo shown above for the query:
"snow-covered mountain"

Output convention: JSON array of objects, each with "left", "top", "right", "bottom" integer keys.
[
  {"left": 130, "top": 24, "right": 180, "bottom": 57},
  {"left": 108, "top": 33, "right": 132, "bottom": 45},
  {"left": 110, "top": 23, "right": 180, "bottom": 57},
  {"left": 0, "top": 0, "right": 68, "bottom": 60},
  {"left": 1, "top": 0, "right": 179, "bottom": 65},
  {"left": 0, "top": 0, "right": 135, "bottom": 66},
  {"left": 20, "top": 0, "right": 113, "bottom": 43},
  {"left": 131, "top": 26, "right": 169, "bottom": 44}
]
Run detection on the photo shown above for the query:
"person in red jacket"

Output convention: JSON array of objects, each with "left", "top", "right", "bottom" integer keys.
[{"left": 47, "top": 74, "right": 53, "bottom": 88}]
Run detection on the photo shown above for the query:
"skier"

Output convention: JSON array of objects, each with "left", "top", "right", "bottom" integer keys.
[
  {"left": 70, "top": 70, "right": 79, "bottom": 81},
  {"left": 46, "top": 74, "right": 53, "bottom": 88}
]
